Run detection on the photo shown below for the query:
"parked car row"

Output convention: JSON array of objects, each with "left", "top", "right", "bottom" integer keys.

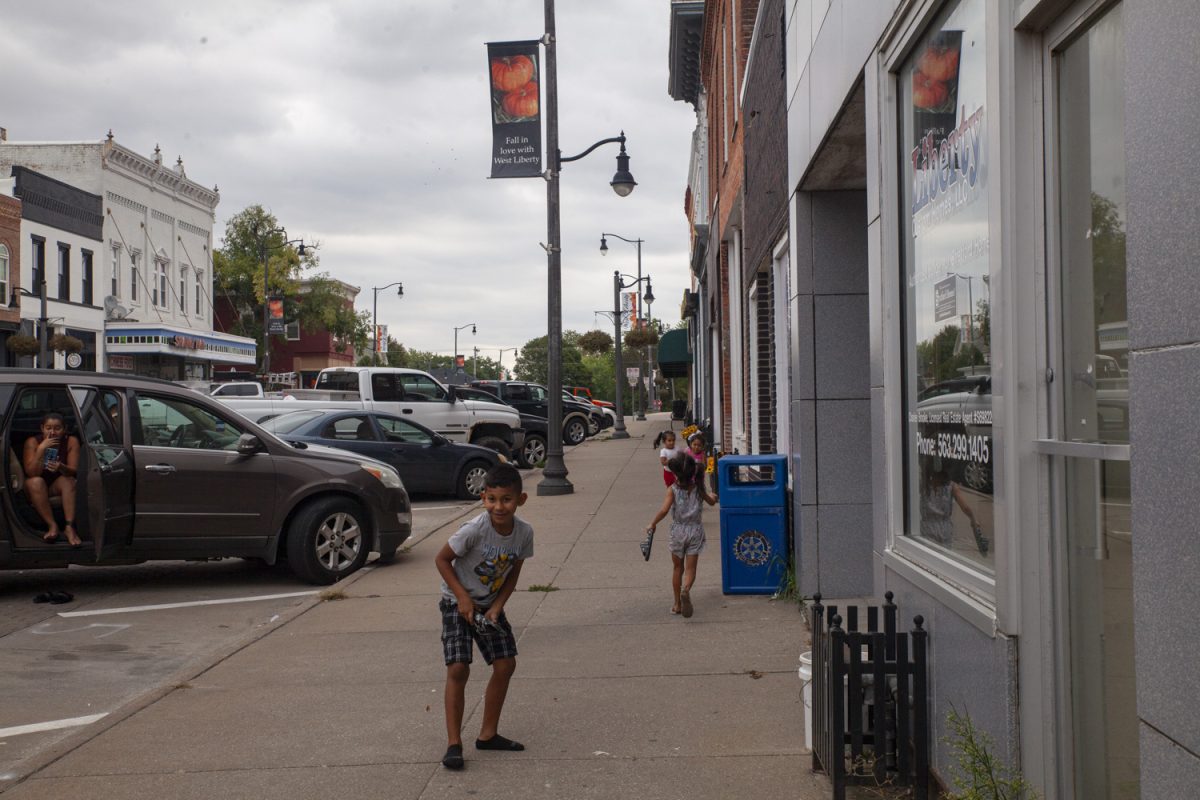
[{"left": 467, "top": 380, "right": 610, "bottom": 452}]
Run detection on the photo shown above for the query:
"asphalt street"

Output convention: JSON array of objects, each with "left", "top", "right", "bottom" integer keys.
[{"left": 0, "top": 497, "right": 481, "bottom": 780}]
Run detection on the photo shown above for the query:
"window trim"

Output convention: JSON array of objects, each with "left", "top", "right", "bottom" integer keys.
[
  {"left": 0, "top": 243, "right": 9, "bottom": 307},
  {"left": 57, "top": 242, "right": 71, "bottom": 301},
  {"left": 877, "top": 0, "right": 1003, "bottom": 622},
  {"left": 81, "top": 249, "right": 94, "bottom": 306},
  {"left": 31, "top": 234, "right": 46, "bottom": 294}
]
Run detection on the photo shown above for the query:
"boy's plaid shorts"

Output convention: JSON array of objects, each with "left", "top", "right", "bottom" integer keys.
[{"left": 439, "top": 597, "right": 518, "bottom": 665}]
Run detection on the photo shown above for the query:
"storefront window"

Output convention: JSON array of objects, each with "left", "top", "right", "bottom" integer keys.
[{"left": 900, "top": 0, "right": 993, "bottom": 572}]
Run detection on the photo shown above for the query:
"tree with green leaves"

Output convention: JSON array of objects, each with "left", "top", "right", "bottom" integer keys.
[
  {"left": 514, "top": 334, "right": 589, "bottom": 387},
  {"left": 214, "top": 205, "right": 371, "bottom": 370}
]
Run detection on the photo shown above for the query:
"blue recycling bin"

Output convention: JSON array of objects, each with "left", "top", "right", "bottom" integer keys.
[{"left": 717, "top": 454, "right": 789, "bottom": 594}]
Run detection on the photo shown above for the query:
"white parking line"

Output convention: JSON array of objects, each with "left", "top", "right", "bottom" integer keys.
[
  {"left": 57, "top": 591, "right": 320, "bottom": 618},
  {"left": 0, "top": 713, "right": 108, "bottom": 739}
]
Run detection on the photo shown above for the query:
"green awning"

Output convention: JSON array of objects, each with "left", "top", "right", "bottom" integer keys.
[{"left": 657, "top": 329, "right": 692, "bottom": 378}]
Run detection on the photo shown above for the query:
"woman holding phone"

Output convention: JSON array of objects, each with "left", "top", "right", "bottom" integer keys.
[{"left": 23, "top": 412, "right": 81, "bottom": 546}]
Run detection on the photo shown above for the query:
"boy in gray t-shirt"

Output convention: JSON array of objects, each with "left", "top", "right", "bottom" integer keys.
[{"left": 434, "top": 464, "right": 533, "bottom": 770}]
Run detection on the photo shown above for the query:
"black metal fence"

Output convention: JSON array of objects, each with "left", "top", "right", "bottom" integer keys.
[{"left": 810, "top": 591, "right": 929, "bottom": 800}]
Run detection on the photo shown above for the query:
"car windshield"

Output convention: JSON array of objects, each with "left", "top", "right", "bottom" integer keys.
[{"left": 261, "top": 410, "right": 326, "bottom": 434}]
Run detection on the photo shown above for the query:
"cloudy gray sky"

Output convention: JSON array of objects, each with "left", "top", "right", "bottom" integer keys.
[{"left": 1, "top": 1, "right": 697, "bottom": 359}]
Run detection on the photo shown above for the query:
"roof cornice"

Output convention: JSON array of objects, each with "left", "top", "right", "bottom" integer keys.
[{"left": 102, "top": 141, "right": 220, "bottom": 210}]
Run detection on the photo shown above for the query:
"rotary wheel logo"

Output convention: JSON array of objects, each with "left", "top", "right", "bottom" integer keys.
[{"left": 733, "top": 530, "right": 771, "bottom": 567}]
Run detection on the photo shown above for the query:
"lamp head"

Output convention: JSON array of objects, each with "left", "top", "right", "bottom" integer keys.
[
  {"left": 610, "top": 138, "right": 636, "bottom": 197},
  {"left": 471, "top": 324, "right": 476, "bottom": 335},
  {"left": 297, "top": 243, "right": 307, "bottom": 256},
  {"left": 397, "top": 283, "right": 404, "bottom": 297},
  {"left": 643, "top": 279, "right": 655, "bottom": 305},
  {"left": 599, "top": 236, "right": 608, "bottom": 255}
]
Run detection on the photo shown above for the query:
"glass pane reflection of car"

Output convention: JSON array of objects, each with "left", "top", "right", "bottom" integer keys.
[{"left": 262, "top": 410, "right": 499, "bottom": 498}]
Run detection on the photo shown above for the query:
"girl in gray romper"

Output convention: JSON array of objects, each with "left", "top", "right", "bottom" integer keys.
[{"left": 646, "top": 452, "right": 717, "bottom": 618}]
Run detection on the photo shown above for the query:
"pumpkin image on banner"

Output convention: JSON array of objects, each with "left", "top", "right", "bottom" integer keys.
[
  {"left": 501, "top": 81, "right": 539, "bottom": 119},
  {"left": 491, "top": 55, "right": 535, "bottom": 92}
]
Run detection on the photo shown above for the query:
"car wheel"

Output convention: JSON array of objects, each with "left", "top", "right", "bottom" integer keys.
[
  {"left": 563, "top": 418, "right": 587, "bottom": 446},
  {"left": 458, "top": 460, "right": 491, "bottom": 499},
  {"left": 586, "top": 415, "right": 600, "bottom": 436},
  {"left": 962, "top": 460, "right": 993, "bottom": 493},
  {"left": 472, "top": 435, "right": 511, "bottom": 461},
  {"left": 286, "top": 497, "right": 371, "bottom": 585},
  {"left": 519, "top": 433, "right": 547, "bottom": 468}
]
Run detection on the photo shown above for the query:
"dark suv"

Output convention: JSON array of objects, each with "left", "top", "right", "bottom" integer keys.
[
  {"left": 468, "top": 381, "right": 601, "bottom": 446},
  {"left": 0, "top": 370, "right": 411, "bottom": 584}
]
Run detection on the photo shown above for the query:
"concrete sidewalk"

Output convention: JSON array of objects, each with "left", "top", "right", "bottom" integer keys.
[{"left": 3, "top": 413, "right": 825, "bottom": 800}]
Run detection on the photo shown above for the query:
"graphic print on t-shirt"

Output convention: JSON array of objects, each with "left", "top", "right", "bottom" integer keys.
[{"left": 474, "top": 549, "right": 515, "bottom": 594}]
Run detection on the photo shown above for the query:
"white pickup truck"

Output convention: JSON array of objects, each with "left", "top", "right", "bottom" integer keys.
[{"left": 215, "top": 367, "right": 524, "bottom": 458}]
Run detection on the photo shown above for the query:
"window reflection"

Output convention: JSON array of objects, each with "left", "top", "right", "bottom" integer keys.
[{"left": 900, "top": 0, "right": 994, "bottom": 571}]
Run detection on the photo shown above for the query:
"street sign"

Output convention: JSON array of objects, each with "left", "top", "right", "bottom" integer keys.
[{"left": 626, "top": 367, "right": 640, "bottom": 385}]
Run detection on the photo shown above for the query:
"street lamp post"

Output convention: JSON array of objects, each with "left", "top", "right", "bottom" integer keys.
[
  {"left": 538, "top": 0, "right": 636, "bottom": 496},
  {"left": 595, "top": 273, "right": 630, "bottom": 439},
  {"left": 255, "top": 223, "right": 310, "bottom": 378},
  {"left": 372, "top": 282, "right": 404, "bottom": 366},
  {"left": 600, "top": 232, "right": 648, "bottom": 419},
  {"left": 453, "top": 323, "right": 476, "bottom": 379},
  {"left": 645, "top": 292, "right": 656, "bottom": 412},
  {"left": 497, "top": 347, "right": 517, "bottom": 380},
  {"left": 600, "top": 231, "right": 657, "bottom": 419}
]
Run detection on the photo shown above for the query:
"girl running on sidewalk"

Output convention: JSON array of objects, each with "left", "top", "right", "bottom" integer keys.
[
  {"left": 646, "top": 452, "right": 717, "bottom": 618},
  {"left": 653, "top": 430, "right": 678, "bottom": 486}
]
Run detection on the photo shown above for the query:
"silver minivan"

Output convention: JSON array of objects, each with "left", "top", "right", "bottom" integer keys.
[{"left": 0, "top": 370, "right": 411, "bottom": 584}]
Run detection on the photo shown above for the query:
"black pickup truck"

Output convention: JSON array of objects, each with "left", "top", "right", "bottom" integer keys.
[{"left": 468, "top": 381, "right": 604, "bottom": 448}]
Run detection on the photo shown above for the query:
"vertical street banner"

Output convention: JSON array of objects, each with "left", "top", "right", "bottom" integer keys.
[
  {"left": 267, "top": 296, "right": 285, "bottom": 335},
  {"left": 375, "top": 324, "right": 388, "bottom": 354},
  {"left": 487, "top": 40, "right": 542, "bottom": 178}
]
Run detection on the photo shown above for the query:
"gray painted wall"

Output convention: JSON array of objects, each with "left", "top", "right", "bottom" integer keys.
[
  {"left": 884, "top": 571, "right": 1020, "bottom": 784},
  {"left": 791, "top": 190, "right": 873, "bottom": 598},
  {"left": 1127, "top": 0, "right": 1200, "bottom": 780}
]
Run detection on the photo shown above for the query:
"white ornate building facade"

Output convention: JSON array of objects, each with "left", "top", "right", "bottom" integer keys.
[{"left": 0, "top": 131, "right": 255, "bottom": 379}]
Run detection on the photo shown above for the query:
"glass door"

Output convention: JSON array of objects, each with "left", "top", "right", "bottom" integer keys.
[{"left": 1041, "top": 4, "right": 1136, "bottom": 798}]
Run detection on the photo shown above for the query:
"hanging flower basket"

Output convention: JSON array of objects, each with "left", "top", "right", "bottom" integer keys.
[
  {"left": 623, "top": 327, "right": 659, "bottom": 348},
  {"left": 7, "top": 335, "right": 41, "bottom": 357},
  {"left": 49, "top": 334, "right": 84, "bottom": 354}
]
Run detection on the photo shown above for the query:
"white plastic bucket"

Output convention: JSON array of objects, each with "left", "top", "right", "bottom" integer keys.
[{"left": 799, "top": 650, "right": 813, "bottom": 751}]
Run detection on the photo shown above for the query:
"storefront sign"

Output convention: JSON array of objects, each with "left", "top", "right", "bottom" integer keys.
[
  {"left": 172, "top": 335, "right": 204, "bottom": 350},
  {"left": 108, "top": 354, "right": 134, "bottom": 371},
  {"left": 486, "top": 40, "right": 542, "bottom": 179}
]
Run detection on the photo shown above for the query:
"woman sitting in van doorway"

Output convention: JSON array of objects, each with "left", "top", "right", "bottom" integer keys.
[{"left": 23, "top": 412, "right": 81, "bottom": 546}]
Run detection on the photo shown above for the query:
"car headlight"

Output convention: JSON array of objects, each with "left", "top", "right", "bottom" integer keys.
[{"left": 360, "top": 462, "right": 403, "bottom": 490}]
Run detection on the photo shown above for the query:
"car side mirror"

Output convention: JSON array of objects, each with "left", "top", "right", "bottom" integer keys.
[
  {"left": 432, "top": 434, "right": 449, "bottom": 447},
  {"left": 445, "top": 385, "right": 458, "bottom": 403},
  {"left": 236, "top": 433, "right": 265, "bottom": 455}
]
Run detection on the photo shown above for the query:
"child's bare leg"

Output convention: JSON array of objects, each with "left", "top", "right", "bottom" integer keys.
[
  {"left": 683, "top": 554, "right": 700, "bottom": 593},
  {"left": 444, "top": 662, "right": 470, "bottom": 745},
  {"left": 671, "top": 554, "right": 684, "bottom": 613},
  {"left": 478, "top": 657, "right": 516, "bottom": 741}
]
